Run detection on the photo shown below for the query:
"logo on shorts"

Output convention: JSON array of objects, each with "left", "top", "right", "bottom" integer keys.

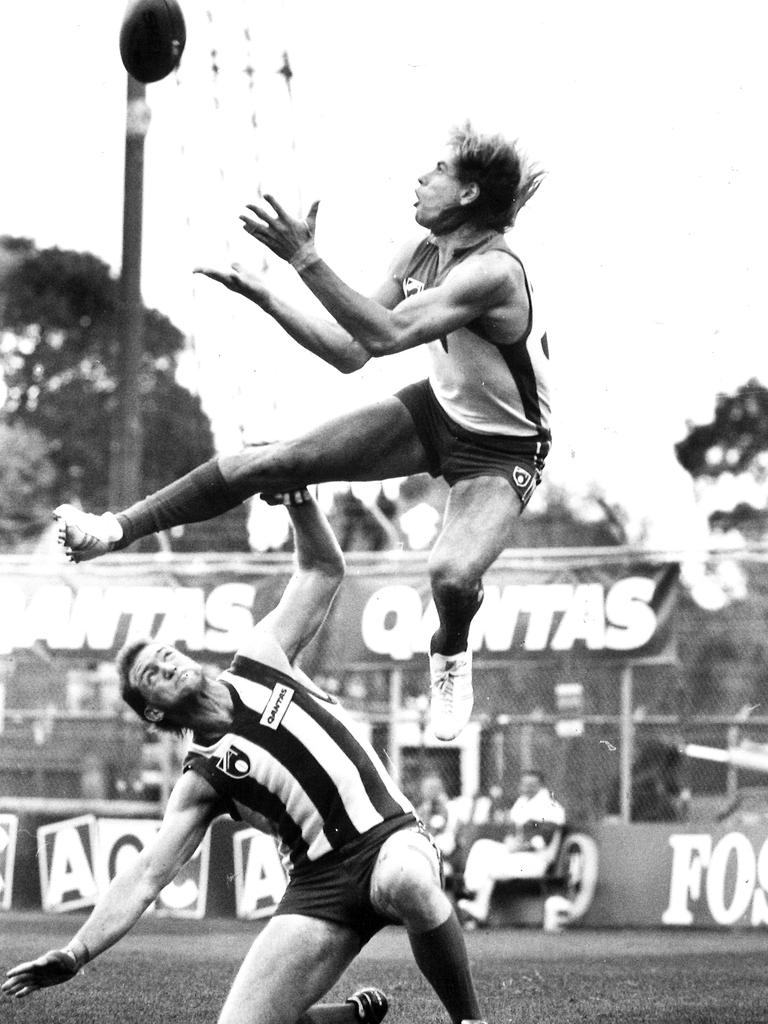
[
  {"left": 259, "top": 684, "right": 294, "bottom": 730},
  {"left": 403, "top": 277, "right": 425, "bottom": 298},
  {"left": 216, "top": 745, "right": 251, "bottom": 779},
  {"left": 513, "top": 465, "right": 533, "bottom": 490}
]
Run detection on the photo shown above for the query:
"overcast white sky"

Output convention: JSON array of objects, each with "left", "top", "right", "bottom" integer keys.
[{"left": 2, "top": 0, "right": 767, "bottom": 549}]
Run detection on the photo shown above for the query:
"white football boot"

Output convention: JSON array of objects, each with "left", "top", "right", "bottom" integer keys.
[
  {"left": 53, "top": 504, "right": 124, "bottom": 563},
  {"left": 429, "top": 649, "right": 474, "bottom": 741}
]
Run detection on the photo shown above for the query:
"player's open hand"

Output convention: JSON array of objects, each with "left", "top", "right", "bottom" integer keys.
[
  {"left": 240, "top": 194, "right": 320, "bottom": 264},
  {"left": 2, "top": 948, "right": 81, "bottom": 999},
  {"left": 193, "top": 263, "right": 271, "bottom": 307}
]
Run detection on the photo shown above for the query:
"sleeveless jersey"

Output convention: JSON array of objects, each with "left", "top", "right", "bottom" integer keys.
[
  {"left": 183, "top": 654, "right": 416, "bottom": 872},
  {"left": 399, "top": 234, "right": 551, "bottom": 440}
]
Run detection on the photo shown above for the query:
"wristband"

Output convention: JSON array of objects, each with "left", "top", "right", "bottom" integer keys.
[
  {"left": 260, "top": 488, "right": 311, "bottom": 507},
  {"left": 63, "top": 938, "right": 90, "bottom": 971},
  {"left": 289, "top": 243, "right": 320, "bottom": 274}
]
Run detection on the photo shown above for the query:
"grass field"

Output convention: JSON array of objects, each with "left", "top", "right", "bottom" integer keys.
[{"left": 2, "top": 913, "right": 768, "bottom": 1023}]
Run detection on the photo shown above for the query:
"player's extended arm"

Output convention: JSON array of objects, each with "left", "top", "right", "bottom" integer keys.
[
  {"left": 242, "top": 194, "right": 515, "bottom": 355},
  {"left": 194, "top": 261, "right": 400, "bottom": 373},
  {"left": 239, "top": 489, "right": 346, "bottom": 666},
  {"left": 1, "top": 773, "right": 220, "bottom": 1000}
]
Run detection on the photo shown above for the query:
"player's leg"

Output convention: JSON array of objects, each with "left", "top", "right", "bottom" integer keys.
[
  {"left": 369, "top": 828, "right": 484, "bottom": 1024},
  {"left": 55, "top": 397, "right": 429, "bottom": 562},
  {"left": 427, "top": 475, "right": 522, "bottom": 740},
  {"left": 217, "top": 913, "right": 377, "bottom": 1024}
]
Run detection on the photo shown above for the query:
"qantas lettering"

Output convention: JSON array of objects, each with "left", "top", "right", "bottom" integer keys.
[
  {"left": 360, "top": 578, "right": 659, "bottom": 659},
  {"left": 0, "top": 572, "right": 668, "bottom": 661},
  {"left": 0, "top": 582, "right": 256, "bottom": 656},
  {"left": 260, "top": 684, "right": 294, "bottom": 730}
]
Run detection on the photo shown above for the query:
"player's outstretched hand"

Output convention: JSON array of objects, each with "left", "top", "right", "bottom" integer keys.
[
  {"left": 193, "top": 263, "right": 271, "bottom": 307},
  {"left": 240, "top": 195, "right": 320, "bottom": 264},
  {"left": 2, "top": 948, "right": 81, "bottom": 1000}
]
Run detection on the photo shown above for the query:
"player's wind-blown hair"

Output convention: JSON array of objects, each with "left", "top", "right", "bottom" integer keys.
[{"left": 449, "top": 121, "right": 545, "bottom": 231}]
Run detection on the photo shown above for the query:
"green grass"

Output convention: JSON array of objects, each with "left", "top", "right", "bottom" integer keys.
[{"left": 2, "top": 913, "right": 768, "bottom": 1023}]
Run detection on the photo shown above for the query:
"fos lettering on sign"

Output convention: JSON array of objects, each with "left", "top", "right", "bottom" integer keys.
[{"left": 663, "top": 832, "right": 768, "bottom": 927}]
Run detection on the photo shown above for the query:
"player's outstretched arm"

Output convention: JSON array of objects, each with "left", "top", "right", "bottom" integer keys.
[
  {"left": 242, "top": 194, "right": 516, "bottom": 356},
  {"left": 2, "top": 773, "right": 219, "bottom": 1001},
  {"left": 241, "top": 489, "right": 345, "bottom": 665},
  {"left": 195, "top": 262, "right": 371, "bottom": 374}
]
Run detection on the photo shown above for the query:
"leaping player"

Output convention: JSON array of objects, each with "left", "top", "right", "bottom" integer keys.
[{"left": 53, "top": 121, "right": 551, "bottom": 743}]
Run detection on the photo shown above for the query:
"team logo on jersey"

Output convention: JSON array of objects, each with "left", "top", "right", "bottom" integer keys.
[
  {"left": 259, "top": 684, "right": 294, "bottom": 731},
  {"left": 216, "top": 745, "right": 251, "bottom": 779},
  {"left": 513, "top": 465, "right": 533, "bottom": 491},
  {"left": 403, "top": 277, "right": 425, "bottom": 298}
]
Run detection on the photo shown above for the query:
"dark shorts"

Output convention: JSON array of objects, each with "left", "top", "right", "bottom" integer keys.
[
  {"left": 273, "top": 819, "right": 438, "bottom": 947},
  {"left": 395, "top": 379, "right": 550, "bottom": 508}
]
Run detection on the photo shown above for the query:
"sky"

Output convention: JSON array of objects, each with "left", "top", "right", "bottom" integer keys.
[{"left": 1, "top": 0, "right": 767, "bottom": 551}]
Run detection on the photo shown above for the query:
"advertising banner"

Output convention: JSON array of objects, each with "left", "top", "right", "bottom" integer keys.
[
  {"left": 232, "top": 828, "right": 288, "bottom": 919},
  {"left": 36, "top": 815, "right": 210, "bottom": 917},
  {"left": 0, "top": 814, "right": 18, "bottom": 911},
  {"left": 96, "top": 818, "right": 210, "bottom": 919},
  {"left": 586, "top": 821, "right": 768, "bottom": 928},
  {"left": 38, "top": 814, "right": 99, "bottom": 912},
  {"left": 0, "top": 551, "right": 680, "bottom": 667},
  {"left": 14, "top": 810, "right": 768, "bottom": 927}
]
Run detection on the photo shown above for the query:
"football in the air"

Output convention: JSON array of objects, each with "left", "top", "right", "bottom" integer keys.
[{"left": 119, "top": 0, "right": 186, "bottom": 84}]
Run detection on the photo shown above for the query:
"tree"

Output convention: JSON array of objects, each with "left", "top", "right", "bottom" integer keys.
[
  {"left": 0, "top": 237, "right": 248, "bottom": 551},
  {"left": 0, "top": 422, "right": 57, "bottom": 547},
  {"left": 675, "top": 378, "right": 768, "bottom": 535},
  {"left": 673, "top": 379, "right": 768, "bottom": 713}
]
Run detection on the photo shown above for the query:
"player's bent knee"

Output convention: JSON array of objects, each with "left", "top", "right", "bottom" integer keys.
[
  {"left": 428, "top": 558, "right": 481, "bottom": 598},
  {"left": 370, "top": 831, "right": 447, "bottom": 926}
]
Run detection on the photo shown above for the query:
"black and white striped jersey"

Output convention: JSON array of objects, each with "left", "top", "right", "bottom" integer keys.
[{"left": 183, "top": 654, "right": 416, "bottom": 872}]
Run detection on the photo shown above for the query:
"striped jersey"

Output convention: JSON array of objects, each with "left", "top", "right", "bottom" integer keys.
[
  {"left": 183, "top": 654, "right": 416, "bottom": 873},
  {"left": 399, "top": 233, "right": 551, "bottom": 441}
]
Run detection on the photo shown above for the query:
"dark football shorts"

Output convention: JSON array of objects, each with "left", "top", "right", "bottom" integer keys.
[
  {"left": 273, "top": 819, "right": 440, "bottom": 947},
  {"left": 395, "top": 379, "right": 550, "bottom": 509}
]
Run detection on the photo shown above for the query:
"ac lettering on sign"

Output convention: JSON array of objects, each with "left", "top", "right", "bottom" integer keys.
[
  {"left": 37, "top": 816, "right": 210, "bottom": 918},
  {"left": 662, "top": 832, "right": 768, "bottom": 927},
  {"left": 360, "top": 578, "right": 659, "bottom": 660},
  {"left": 38, "top": 815, "right": 99, "bottom": 912}
]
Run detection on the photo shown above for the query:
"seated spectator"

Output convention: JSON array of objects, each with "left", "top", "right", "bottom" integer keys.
[
  {"left": 416, "top": 772, "right": 458, "bottom": 861},
  {"left": 457, "top": 769, "right": 566, "bottom": 927}
]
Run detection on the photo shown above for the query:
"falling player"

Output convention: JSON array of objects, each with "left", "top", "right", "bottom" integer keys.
[{"left": 4, "top": 489, "right": 486, "bottom": 1024}]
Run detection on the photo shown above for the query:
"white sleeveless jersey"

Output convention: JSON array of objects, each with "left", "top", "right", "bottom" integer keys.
[
  {"left": 399, "top": 234, "right": 551, "bottom": 440},
  {"left": 183, "top": 654, "right": 416, "bottom": 872}
]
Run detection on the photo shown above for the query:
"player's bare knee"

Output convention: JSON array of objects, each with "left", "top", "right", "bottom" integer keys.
[
  {"left": 429, "top": 554, "right": 463, "bottom": 591},
  {"left": 428, "top": 556, "right": 481, "bottom": 603},
  {"left": 371, "top": 831, "right": 445, "bottom": 925}
]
